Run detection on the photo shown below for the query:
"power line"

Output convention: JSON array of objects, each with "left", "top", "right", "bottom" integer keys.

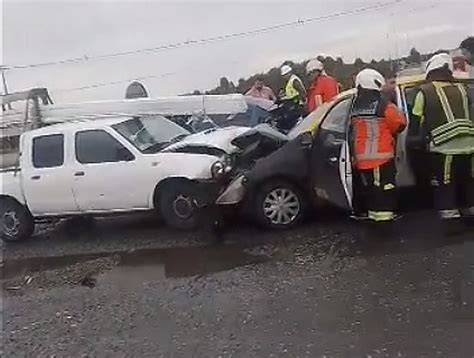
[
  {"left": 6, "top": 0, "right": 404, "bottom": 71},
  {"left": 53, "top": 1, "right": 446, "bottom": 96},
  {"left": 53, "top": 72, "right": 177, "bottom": 93},
  {"left": 53, "top": 58, "right": 244, "bottom": 93}
]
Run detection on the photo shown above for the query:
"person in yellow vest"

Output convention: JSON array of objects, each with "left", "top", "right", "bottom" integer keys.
[
  {"left": 409, "top": 53, "right": 474, "bottom": 226},
  {"left": 280, "top": 64, "right": 306, "bottom": 106},
  {"left": 276, "top": 64, "right": 307, "bottom": 130}
]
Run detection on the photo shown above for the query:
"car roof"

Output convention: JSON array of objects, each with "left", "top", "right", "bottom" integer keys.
[
  {"left": 397, "top": 71, "right": 472, "bottom": 86},
  {"left": 333, "top": 72, "right": 472, "bottom": 95},
  {"left": 336, "top": 89, "right": 356, "bottom": 99}
]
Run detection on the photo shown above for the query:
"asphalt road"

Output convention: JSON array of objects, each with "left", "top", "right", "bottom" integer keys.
[{"left": 1, "top": 212, "right": 473, "bottom": 357}]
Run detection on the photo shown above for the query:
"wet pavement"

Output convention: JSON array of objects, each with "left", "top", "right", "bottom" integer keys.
[
  {"left": 1, "top": 244, "right": 272, "bottom": 289},
  {"left": 1, "top": 211, "right": 473, "bottom": 357}
]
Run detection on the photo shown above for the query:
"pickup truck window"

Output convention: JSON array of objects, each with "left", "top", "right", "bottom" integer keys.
[
  {"left": 75, "top": 130, "right": 135, "bottom": 164},
  {"left": 32, "top": 134, "right": 64, "bottom": 168}
]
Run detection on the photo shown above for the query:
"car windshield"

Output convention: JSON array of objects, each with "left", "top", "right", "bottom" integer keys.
[
  {"left": 288, "top": 102, "right": 332, "bottom": 139},
  {"left": 112, "top": 115, "right": 190, "bottom": 153}
]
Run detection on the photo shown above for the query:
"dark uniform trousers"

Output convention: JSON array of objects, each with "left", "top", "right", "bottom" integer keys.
[
  {"left": 430, "top": 153, "right": 474, "bottom": 219},
  {"left": 359, "top": 160, "right": 397, "bottom": 222}
]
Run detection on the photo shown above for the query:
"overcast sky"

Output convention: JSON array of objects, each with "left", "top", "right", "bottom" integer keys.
[{"left": 2, "top": 0, "right": 473, "bottom": 103}]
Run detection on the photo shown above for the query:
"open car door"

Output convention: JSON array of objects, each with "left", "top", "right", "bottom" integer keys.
[{"left": 311, "top": 97, "right": 353, "bottom": 210}]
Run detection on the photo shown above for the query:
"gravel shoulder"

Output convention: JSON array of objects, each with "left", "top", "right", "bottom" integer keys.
[{"left": 1, "top": 212, "right": 473, "bottom": 357}]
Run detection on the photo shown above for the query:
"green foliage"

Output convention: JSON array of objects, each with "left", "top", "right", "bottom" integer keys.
[
  {"left": 197, "top": 47, "right": 449, "bottom": 95},
  {"left": 408, "top": 48, "right": 422, "bottom": 64},
  {"left": 460, "top": 36, "right": 474, "bottom": 53}
]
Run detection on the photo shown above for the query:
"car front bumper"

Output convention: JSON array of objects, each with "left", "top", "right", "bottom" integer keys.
[{"left": 215, "top": 175, "right": 246, "bottom": 205}]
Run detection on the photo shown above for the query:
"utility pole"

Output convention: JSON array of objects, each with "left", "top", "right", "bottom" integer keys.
[{"left": 1, "top": 66, "right": 12, "bottom": 110}]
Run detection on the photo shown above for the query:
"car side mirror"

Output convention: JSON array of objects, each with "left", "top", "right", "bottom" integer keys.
[
  {"left": 299, "top": 132, "right": 313, "bottom": 149},
  {"left": 117, "top": 147, "right": 135, "bottom": 162}
]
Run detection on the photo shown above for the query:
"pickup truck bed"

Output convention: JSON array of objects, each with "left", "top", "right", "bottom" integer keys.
[{"left": 1, "top": 153, "right": 19, "bottom": 169}]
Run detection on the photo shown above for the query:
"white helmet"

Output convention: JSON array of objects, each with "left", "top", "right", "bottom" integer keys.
[
  {"left": 425, "top": 53, "right": 453, "bottom": 76},
  {"left": 355, "top": 68, "right": 385, "bottom": 91},
  {"left": 306, "top": 59, "right": 324, "bottom": 73},
  {"left": 280, "top": 64, "right": 292, "bottom": 76}
]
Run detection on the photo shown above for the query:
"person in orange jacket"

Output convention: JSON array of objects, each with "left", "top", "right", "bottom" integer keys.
[
  {"left": 306, "top": 59, "right": 339, "bottom": 112},
  {"left": 351, "top": 69, "right": 407, "bottom": 222}
]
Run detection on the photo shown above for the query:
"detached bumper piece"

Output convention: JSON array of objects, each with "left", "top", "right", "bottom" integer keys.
[{"left": 215, "top": 175, "right": 246, "bottom": 205}]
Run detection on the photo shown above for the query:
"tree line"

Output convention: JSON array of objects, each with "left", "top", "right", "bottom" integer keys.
[{"left": 190, "top": 47, "right": 442, "bottom": 96}]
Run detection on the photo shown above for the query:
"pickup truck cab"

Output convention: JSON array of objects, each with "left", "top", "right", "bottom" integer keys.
[{"left": 0, "top": 114, "right": 249, "bottom": 242}]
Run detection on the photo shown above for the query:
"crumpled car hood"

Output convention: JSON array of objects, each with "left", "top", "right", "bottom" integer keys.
[{"left": 164, "top": 126, "right": 251, "bottom": 154}]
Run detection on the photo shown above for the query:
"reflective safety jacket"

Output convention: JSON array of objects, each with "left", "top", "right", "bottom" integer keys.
[
  {"left": 307, "top": 75, "right": 339, "bottom": 112},
  {"left": 351, "top": 97, "right": 407, "bottom": 170},
  {"left": 412, "top": 81, "right": 474, "bottom": 154},
  {"left": 284, "top": 74, "right": 305, "bottom": 105}
]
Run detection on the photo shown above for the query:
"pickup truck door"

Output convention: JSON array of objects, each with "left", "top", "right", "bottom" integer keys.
[
  {"left": 311, "top": 97, "right": 353, "bottom": 210},
  {"left": 71, "top": 129, "right": 148, "bottom": 211},
  {"left": 21, "top": 132, "right": 80, "bottom": 215}
]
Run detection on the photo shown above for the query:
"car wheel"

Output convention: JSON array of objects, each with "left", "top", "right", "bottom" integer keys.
[
  {"left": 0, "top": 198, "right": 35, "bottom": 242},
  {"left": 159, "top": 181, "right": 201, "bottom": 230},
  {"left": 254, "top": 180, "right": 306, "bottom": 229}
]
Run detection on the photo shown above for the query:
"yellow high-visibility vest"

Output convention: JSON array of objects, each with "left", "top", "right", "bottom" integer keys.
[{"left": 285, "top": 74, "right": 304, "bottom": 104}]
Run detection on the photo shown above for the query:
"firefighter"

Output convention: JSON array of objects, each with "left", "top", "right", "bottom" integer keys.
[
  {"left": 278, "top": 64, "right": 307, "bottom": 130},
  {"left": 409, "top": 53, "right": 474, "bottom": 223},
  {"left": 280, "top": 64, "right": 306, "bottom": 107},
  {"left": 306, "top": 59, "right": 339, "bottom": 112},
  {"left": 351, "top": 69, "right": 407, "bottom": 222}
]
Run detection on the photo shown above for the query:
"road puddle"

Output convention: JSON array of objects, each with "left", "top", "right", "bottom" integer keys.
[{"left": 1, "top": 244, "right": 273, "bottom": 289}]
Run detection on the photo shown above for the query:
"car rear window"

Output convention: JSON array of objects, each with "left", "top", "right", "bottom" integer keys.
[{"left": 32, "top": 134, "right": 64, "bottom": 168}]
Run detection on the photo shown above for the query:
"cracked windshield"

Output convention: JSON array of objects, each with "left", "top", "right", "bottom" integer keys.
[
  {"left": 113, "top": 116, "right": 190, "bottom": 153},
  {"left": 1, "top": 0, "right": 473, "bottom": 356}
]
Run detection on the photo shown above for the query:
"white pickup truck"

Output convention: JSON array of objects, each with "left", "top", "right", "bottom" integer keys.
[{"left": 0, "top": 114, "right": 251, "bottom": 242}]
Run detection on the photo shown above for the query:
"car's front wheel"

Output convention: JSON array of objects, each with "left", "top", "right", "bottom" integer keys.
[
  {"left": 158, "top": 181, "right": 202, "bottom": 230},
  {"left": 0, "top": 198, "right": 35, "bottom": 242},
  {"left": 253, "top": 180, "right": 307, "bottom": 229}
]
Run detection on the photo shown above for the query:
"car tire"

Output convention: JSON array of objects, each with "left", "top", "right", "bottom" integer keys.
[
  {"left": 253, "top": 180, "right": 307, "bottom": 230},
  {"left": 159, "top": 181, "right": 201, "bottom": 230},
  {"left": 0, "top": 198, "right": 35, "bottom": 242}
]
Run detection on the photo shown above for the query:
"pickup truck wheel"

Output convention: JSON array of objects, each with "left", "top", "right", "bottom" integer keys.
[
  {"left": 254, "top": 180, "right": 307, "bottom": 230},
  {"left": 0, "top": 199, "right": 35, "bottom": 242},
  {"left": 159, "top": 182, "right": 201, "bottom": 230}
]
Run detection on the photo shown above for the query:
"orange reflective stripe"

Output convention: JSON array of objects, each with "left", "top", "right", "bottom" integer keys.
[
  {"left": 354, "top": 118, "right": 394, "bottom": 162},
  {"left": 356, "top": 152, "right": 394, "bottom": 160}
]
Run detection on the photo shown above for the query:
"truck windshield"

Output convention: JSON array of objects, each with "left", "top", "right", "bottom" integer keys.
[{"left": 113, "top": 115, "right": 190, "bottom": 153}]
